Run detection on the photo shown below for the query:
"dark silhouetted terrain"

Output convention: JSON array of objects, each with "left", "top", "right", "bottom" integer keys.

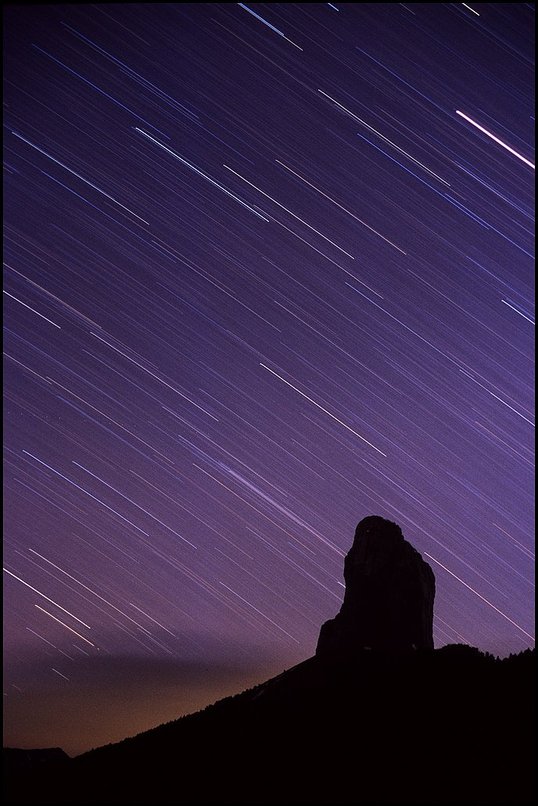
[{"left": 4, "top": 518, "right": 535, "bottom": 803}]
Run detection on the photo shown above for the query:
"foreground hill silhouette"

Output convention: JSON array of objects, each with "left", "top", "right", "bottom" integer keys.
[{"left": 4, "top": 517, "right": 535, "bottom": 804}]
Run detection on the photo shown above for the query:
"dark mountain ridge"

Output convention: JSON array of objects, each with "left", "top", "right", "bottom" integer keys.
[{"left": 4, "top": 517, "right": 535, "bottom": 803}]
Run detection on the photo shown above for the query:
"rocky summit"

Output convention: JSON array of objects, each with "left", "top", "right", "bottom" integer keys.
[{"left": 317, "top": 515, "right": 435, "bottom": 654}]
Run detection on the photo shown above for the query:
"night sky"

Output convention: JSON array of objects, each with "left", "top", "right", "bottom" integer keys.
[{"left": 3, "top": 3, "right": 534, "bottom": 756}]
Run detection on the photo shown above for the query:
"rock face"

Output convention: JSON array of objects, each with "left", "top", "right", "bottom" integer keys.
[{"left": 316, "top": 516, "right": 435, "bottom": 654}]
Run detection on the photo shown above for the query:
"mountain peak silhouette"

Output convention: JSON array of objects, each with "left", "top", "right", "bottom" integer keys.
[{"left": 317, "top": 515, "right": 435, "bottom": 654}]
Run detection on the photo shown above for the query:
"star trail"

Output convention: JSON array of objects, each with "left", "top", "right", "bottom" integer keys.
[{"left": 3, "top": 3, "right": 534, "bottom": 756}]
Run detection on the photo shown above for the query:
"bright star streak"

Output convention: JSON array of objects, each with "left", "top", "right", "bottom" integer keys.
[
  {"left": 134, "top": 128, "right": 269, "bottom": 221},
  {"left": 72, "top": 462, "right": 197, "bottom": 548},
  {"left": 26, "top": 627, "right": 61, "bottom": 650},
  {"left": 34, "top": 605, "right": 97, "bottom": 647},
  {"left": 3, "top": 568, "right": 92, "bottom": 629},
  {"left": 237, "top": 3, "right": 303, "bottom": 50},
  {"left": 52, "top": 668, "right": 70, "bottom": 681},
  {"left": 501, "top": 299, "right": 535, "bottom": 324},
  {"left": 425, "top": 553, "right": 534, "bottom": 641},
  {"left": 275, "top": 159, "right": 407, "bottom": 254},
  {"left": 459, "top": 370, "right": 534, "bottom": 426},
  {"left": 223, "top": 164, "right": 355, "bottom": 258},
  {"left": 11, "top": 131, "right": 150, "bottom": 223},
  {"left": 5, "top": 263, "right": 104, "bottom": 330},
  {"left": 3, "top": 290, "right": 61, "bottom": 329},
  {"left": 89, "top": 331, "right": 219, "bottom": 420},
  {"left": 219, "top": 581, "right": 300, "bottom": 641},
  {"left": 318, "top": 89, "right": 451, "bottom": 186},
  {"left": 28, "top": 549, "right": 157, "bottom": 633},
  {"left": 455, "top": 111, "right": 535, "bottom": 169},
  {"left": 260, "top": 364, "right": 387, "bottom": 457},
  {"left": 462, "top": 4, "right": 480, "bottom": 16},
  {"left": 129, "top": 603, "right": 176, "bottom": 637},
  {"left": 21, "top": 450, "right": 152, "bottom": 537}
]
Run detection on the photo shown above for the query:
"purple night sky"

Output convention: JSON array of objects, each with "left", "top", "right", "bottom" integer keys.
[{"left": 3, "top": 3, "right": 534, "bottom": 756}]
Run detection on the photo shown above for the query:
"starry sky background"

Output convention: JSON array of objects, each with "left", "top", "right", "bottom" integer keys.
[{"left": 3, "top": 2, "right": 534, "bottom": 756}]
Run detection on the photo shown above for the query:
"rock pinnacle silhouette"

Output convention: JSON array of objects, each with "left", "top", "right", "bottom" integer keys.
[{"left": 316, "top": 515, "right": 435, "bottom": 654}]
